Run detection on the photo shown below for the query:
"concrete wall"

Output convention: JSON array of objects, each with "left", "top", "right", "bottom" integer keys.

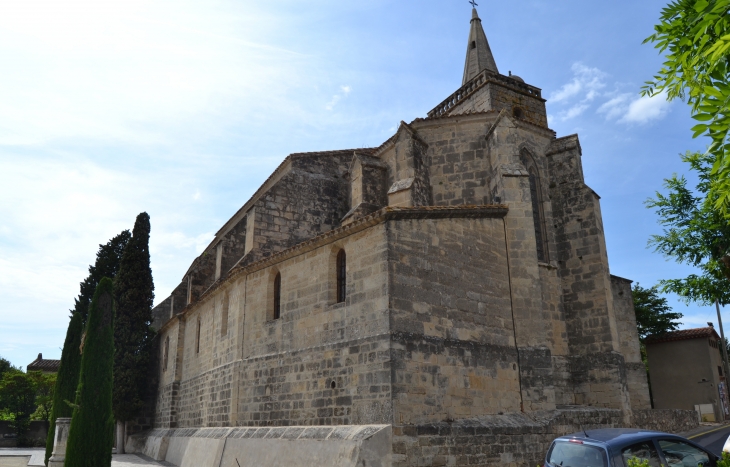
[
  {"left": 127, "top": 425, "right": 391, "bottom": 467},
  {"left": 648, "top": 337, "right": 725, "bottom": 421}
]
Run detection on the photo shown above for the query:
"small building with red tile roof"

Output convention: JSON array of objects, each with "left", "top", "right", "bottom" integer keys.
[
  {"left": 646, "top": 326, "right": 728, "bottom": 422},
  {"left": 26, "top": 353, "right": 60, "bottom": 374}
]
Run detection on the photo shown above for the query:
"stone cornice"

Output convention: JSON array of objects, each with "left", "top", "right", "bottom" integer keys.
[{"left": 158, "top": 205, "right": 509, "bottom": 332}]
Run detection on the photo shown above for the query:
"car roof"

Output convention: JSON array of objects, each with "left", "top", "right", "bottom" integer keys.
[{"left": 556, "top": 428, "right": 674, "bottom": 445}]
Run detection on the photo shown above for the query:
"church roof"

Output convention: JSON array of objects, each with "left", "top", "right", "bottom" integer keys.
[{"left": 462, "top": 8, "right": 498, "bottom": 85}]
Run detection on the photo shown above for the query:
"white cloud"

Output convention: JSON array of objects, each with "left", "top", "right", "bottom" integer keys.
[
  {"left": 326, "top": 85, "right": 352, "bottom": 110},
  {"left": 597, "top": 91, "right": 671, "bottom": 124},
  {"left": 549, "top": 63, "right": 607, "bottom": 122},
  {"left": 549, "top": 63, "right": 607, "bottom": 104}
]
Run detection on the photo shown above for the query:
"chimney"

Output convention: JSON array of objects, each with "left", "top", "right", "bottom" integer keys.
[{"left": 708, "top": 322, "right": 715, "bottom": 328}]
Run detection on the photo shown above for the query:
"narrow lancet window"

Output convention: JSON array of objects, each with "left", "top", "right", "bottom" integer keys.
[
  {"left": 521, "top": 149, "right": 549, "bottom": 263},
  {"left": 528, "top": 168, "right": 548, "bottom": 262},
  {"left": 163, "top": 336, "right": 170, "bottom": 372},
  {"left": 196, "top": 318, "right": 201, "bottom": 354},
  {"left": 337, "top": 250, "right": 347, "bottom": 303},
  {"left": 273, "top": 272, "right": 281, "bottom": 320}
]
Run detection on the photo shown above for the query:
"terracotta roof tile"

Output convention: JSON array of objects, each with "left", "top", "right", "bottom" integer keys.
[
  {"left": 27, "top": 353, "right": 60, "bottom": 372},
  {"left": 645, "top": 327, "right": 721, "bottom": 344}
]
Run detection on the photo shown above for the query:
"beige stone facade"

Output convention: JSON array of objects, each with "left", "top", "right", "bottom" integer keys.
[{"left": 135, "top": 7, "right": 678, "bottom": 466}]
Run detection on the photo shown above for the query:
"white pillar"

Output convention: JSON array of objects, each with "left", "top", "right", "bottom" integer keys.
[{"left": 48, "top": 417, "right": 71, "bottom": 467}]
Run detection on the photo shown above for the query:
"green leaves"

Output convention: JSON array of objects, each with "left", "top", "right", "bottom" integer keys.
[
  {"left": 632, "top": 284, "right": 683, "bottom": 340},
  {"left": 644, "top": 0, "right": 730, "bottom": 214},
  {"left": 647, "top": 151, "right": 730, "bottom": 305}
]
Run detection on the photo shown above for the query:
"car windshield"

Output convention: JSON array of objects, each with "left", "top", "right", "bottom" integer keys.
[{"left": 548, "top": 441, "right": 608, "bottom": 467}]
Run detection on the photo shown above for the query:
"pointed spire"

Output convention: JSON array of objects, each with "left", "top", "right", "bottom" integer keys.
[{"left": 462, "top": 8, "right": 499, "bottom": 85}]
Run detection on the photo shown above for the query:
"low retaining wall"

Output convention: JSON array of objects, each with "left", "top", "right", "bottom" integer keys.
[
  {"left": 632, "top": 409, "right": 699, "bottom": 434},
  {"left": 0, "top": 420, "right": 49, "bottom": 447},
  {"left": 392, "top": 407, "right": 700, "bottom": 467},
  {"left": 129, "top": 407, "right": 698, "bottom": 466},
  {"left": 127, "top": 425, "right": 391, "bottom": 467}
]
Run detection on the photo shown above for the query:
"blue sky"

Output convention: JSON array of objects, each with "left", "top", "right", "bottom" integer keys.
[{"left": 0, "top": 0, "right": 717, "bottom": 368}]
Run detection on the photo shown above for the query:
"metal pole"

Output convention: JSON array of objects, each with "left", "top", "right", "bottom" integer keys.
[{"left": 716, "top": 299, "right": 730, "bottom": 420}]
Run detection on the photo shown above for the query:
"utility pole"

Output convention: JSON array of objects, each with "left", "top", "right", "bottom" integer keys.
[{"left": 716, "top": 299, "right": 730, "bottom": 420}]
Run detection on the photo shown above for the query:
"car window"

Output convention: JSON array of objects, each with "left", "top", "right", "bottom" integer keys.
[
  {"left": 658, "top": 439, "right": 711, "bottom": 467},
  {"left": 547, "top": 441, "right": 607, "bottom": 467},
  {"left": 621, "top": 441, "right": 662, "bottom": 467}
]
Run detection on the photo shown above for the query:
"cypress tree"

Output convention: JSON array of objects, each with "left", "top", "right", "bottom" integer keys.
[
  {"left": 113, "top": 213, "right": 155, "bottom": 438},
  {"left": 64, "top": 278, "right": 115, "bottom": 467},
  {"left": 45, "top": 231, "right": 129, "bottom": 465},
  {"left": 75, "top": 231, "right": 131, "bottom": 324},
  {"left": 44, "top": 312, "right": 82, "bottom": 465}
]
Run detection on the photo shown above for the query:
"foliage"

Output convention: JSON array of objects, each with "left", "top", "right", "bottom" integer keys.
[
  {"left": 27, "top": 372, "right": 55, "bottom": 422},
  {"left": 44, "top": 231, "right": 129, "bottom": 462},
  {"left": 65, "top": 278, "right": 115, "bottom": 467},
  {"left": 113, "top": 212, "right": 155, "bottom": 423},
  {"left": 0, "top": 356, "right": 19, "bottom": 380},
  {"left": 45, "top": 310, "right": 83, "bottom": 465},
  {"left": 643, "top": 0, "right": 730, "bottom": 214},
  {"left": 0, "top": 370, "right": 38, "bottom": 444},
  {"left": 632, "top": 283, "right": 684, "bottom": 340},
  {"left": 718, "top": 452, "right": 730, "bottom": 467},
  {"left": 627, "top": 458, "right": 651, "bottom": 467},
  {"left": 647, "top": 151, "right": 730, "bottom": 304},
  {"left": 74, "top": 230, "right": 131, "bottom": 324}
]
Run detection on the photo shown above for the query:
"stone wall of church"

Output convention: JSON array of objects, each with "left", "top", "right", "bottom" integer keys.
[
  {"left": 388, "top": 217, "right": 522, "bottom": 424},
  {"left": 611, "top": 275, "right": 652, "bottom": 410},
  {"left": 547, "top": 135, "right": 632, "bottom": 414},
  {"left": 444, "top": 76, "right": 548, "bottom": 128},
  {"left": 242, "top": 153, "right": 353, "bottom": 264}
]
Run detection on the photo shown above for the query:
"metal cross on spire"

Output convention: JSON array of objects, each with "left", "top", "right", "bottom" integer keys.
[{"left": 469, "top": 0, "right": 478, "bottom": 8}]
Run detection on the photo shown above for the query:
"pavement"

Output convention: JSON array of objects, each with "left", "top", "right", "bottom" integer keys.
[
  {"left": 0, "top": 449, "right": 172, "bottom": 467},
  {"left": 681, "top": 422, "right": 730, "bottom": 456}
]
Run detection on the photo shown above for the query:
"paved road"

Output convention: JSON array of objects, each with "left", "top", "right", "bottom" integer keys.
[{"left": 689, "top": 424, "right": 730, "bottom": 456}]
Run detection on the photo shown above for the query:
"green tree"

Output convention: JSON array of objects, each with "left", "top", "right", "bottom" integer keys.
[
  {"left": 74, "top": 231, "right": 131, "bottom": 324},
  {"left": 0, "top": 370, "right": 38, "bottom": 445},
  {"left": 647, "top": 151, "right": 730, "bottom": 304},
  {"left": 28, "top": 372, "right": 55, "bottom": 422},
  {"left": 64, "top": 278, "right": 115, "bottom": 467},
  {"left": 632, "top": 284, "right": 684, "bottom": 341},
  {"left": 45, "top": 312, "right": 83, "bottom": 465},
  {"left": 643, "top": 0, "right": 730, "bottom": 214},
  {"left": 0, "top": 357, "right": 19, "bottom": 381},
  {"left": 113, "top": 213, "right": 155, "bottom": 452},
  {"left": 45, "top": 231, "right": 128, "bottom": 465}
]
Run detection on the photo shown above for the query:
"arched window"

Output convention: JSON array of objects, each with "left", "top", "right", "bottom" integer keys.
[
  {"left": 220, "top": 291, "right": 229, "bottom": 336},
  {"left": 196, "top": 318, "right": 201, "bottom": 354},
  {"left": 520, "top": 149, "right": 549, "bottom": 263},
  {"left": 337, "top": 249, "right": 347, "bottom": 303},
  {"left": 273, "top": 272, "right": 281, "bottom": 320},
  {"left": 163, "top": 336, "right": 170, "bottom": 372}
]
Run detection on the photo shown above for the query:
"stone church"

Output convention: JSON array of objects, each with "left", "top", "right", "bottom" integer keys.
[{"left": 130, "top": 8, "right": 696, "bottom": 467}]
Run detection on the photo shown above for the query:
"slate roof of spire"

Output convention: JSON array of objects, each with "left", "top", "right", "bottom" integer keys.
[{"left": 462, "top": 8, "right": 498, "bottom": 85}]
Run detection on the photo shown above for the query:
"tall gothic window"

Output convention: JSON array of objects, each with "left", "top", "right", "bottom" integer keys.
[
  {"left": 336, "top": 249, "right": 347, "bottom": 303},
  {"left": 521, "top": 150, "right": 549, "bottom": 263},
  {"left": 220, "top": 292, "right": 229, "bottom": 336},
  {"left": 273, "top": 272, "right": 281, "bottom": 320},
  {"left": 163, "top": 336, "right": 170, "bottom": 372},
  {"left": 196, "top": 318, "right": 201, "bottom": 354}
]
